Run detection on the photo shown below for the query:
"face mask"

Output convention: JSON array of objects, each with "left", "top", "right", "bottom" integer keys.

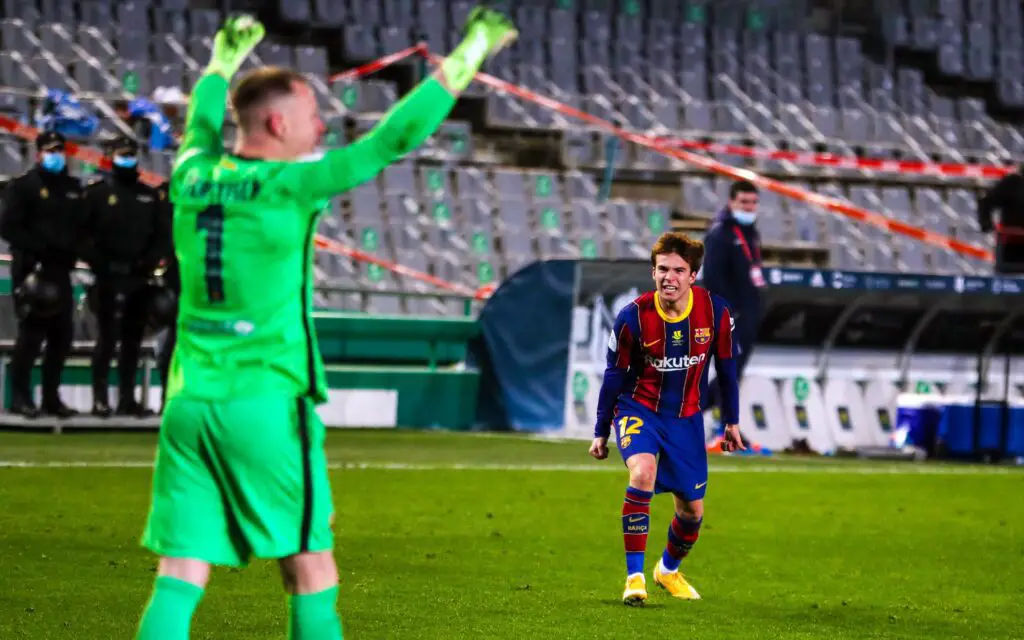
[
  {"left": 40, "top": 152, "right": 65, "bottom": 173},
  {"left": 733, "top": 210, "right": 757, "bottom": 226},
  {"left": 112, "top": 154, "right": 138, "bottom": 168}
]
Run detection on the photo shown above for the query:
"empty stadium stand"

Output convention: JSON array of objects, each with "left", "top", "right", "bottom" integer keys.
[{"left": 0, "top": 0, "right": 1020, "bottom": 317}]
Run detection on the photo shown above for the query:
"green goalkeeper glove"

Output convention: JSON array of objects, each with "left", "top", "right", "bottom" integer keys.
[
  {"left": 440, "top": 6, "right": 518, "bottom": 93},
  {"left": 206, "top": 14, "right": 266, "bottom": 79}
]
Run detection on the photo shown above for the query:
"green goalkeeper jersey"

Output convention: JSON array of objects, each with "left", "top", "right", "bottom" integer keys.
[{"left": 167, "top": 72, "right": 456, "bottom": 403}]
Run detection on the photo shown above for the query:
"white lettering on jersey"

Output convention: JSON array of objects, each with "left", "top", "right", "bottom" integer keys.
[{"left": 643, "top": 353, "right": 707, "bottom": 372}]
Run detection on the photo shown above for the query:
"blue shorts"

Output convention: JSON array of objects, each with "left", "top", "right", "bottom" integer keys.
[{"left": 613, "top": 397, "right": 709, "bottom": 501}]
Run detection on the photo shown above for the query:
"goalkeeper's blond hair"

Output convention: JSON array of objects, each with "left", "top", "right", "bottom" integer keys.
[{"left": 229, "top": 66, "right": 309, "bottom": 133}]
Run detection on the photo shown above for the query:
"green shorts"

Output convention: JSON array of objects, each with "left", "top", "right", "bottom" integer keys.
[{"left": 141, "top": 395, "right": 335, "bottom": 567}]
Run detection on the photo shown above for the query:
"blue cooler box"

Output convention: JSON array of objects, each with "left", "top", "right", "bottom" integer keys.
[
  {"left": 1008, "top": 405, "right": 1024, "bottom": 458},
  {"left": 937, "top": 399, "right": 1024, "bottom": 458},
  {"left": 893, "top": 394, "right": 942, "bottom": 453}
]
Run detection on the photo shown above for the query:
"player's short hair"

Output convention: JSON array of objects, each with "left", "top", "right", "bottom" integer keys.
[
  {"left": 729, "top": 179, "right": 758, "bottom": 200},
  {"left": 230, "top": 66, "right": 309, "bottom": 131},
  {"left": 650, "top": 231, "right": 704, "bottom": 273}
]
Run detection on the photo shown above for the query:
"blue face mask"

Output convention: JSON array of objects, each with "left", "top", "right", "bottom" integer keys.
[
  {"left": 112, "top": 154, "right": 138, "bottom": 168},
  {"left": 40, "top": 152, "right": 65, "bottom": 173},
  {"left": 733, "top": 210, "right": 757, "bottom": 226}
]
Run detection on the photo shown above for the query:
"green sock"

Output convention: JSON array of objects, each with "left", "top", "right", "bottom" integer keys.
[
  {"left": 288, "top": 586, "right": 343, "bottom": 640},
  {"left": 136, "top": 576, "right": 204, "bottom": 640}
]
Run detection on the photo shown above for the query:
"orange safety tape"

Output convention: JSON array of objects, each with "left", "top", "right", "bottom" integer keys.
[
  {"left": 327, "top": 44, "right": 427, "bottom": 84},
  {"left": 653, "top": 136, "right": 1015, "bottom": 180},
  {"left": 418, "top": 49, "right": 995, "bottom": 263},
  {"left": 1, "top": 40, "right": 1000, "bottom": 298}
]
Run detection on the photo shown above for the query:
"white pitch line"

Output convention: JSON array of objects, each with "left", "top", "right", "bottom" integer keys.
[{"left": 0, "top": 460, "right": 1020, "bottom": 475}]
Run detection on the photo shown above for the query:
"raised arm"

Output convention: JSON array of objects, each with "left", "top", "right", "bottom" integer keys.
[
  {"left": 175, "top": 74, "right": 229, "bottom": 166},
  {"left": 277, "top": 7, "right": 517, "bottom": 202},
  {"left": 174, "top": 16, "right": 266, "bottom": 171}
]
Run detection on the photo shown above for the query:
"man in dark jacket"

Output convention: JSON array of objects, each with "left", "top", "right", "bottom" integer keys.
[
  {"left": 0, "top": 131, "right": 84, "bottom": 418},
  {"left": 82, "top": 135, "right": 167, "bottom": 417},
  {"left": 978, "top": 169, "right": 1024, "bottom": 274},
  {"left": 701, "top": 179, "right": 765, "bottom": 405}
]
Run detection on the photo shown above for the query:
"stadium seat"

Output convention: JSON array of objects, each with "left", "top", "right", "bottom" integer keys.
[
  {"left": 39, "top": 23, "right": 72, "bottom": 61},
  {"left": 492, "top": 169, "right": 525, "bottom": 200},
  {"left": 791, "top": 206, "right": 822, "bottom": 245},
  {"left": 382, "top": 162, "right": 417, "bottom": 196},
  {"left": 758, "top": 210, "right": 787, "bottom": 244},
  {"left": 381, "top": 0, "right": 412, "bottom": 26},
  {"left": 454, "top": 167, "right": 491, "bottom": 201},
  {"left": 349, "top": 183, "right": 384, "bottom": 221},
  {"left": 295, "top": 46, "right": 329, "bottom": 77},
  {"left": 535, "top": 204, "right": 572, "bottom": 259},
  {"left": 186, "top": 36, "right": 212, "bottom": 64},
  {"left": 188, "top": 9, "right": 222, "bottom": 38},
  {"left": 0, "top": 139, "right": 24, "bottom": 177},
  {"left": 312, "top": 0, "right": 345, "bottom": 27},
  {"left": 340, "top": 24, "right": 377, "bottom": 61}
]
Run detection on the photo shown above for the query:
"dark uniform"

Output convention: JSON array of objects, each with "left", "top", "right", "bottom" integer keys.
[
  {"left": 703, "top": 207, "right": 765, "bottom": 380},
  {"left": 82, "top": 136, "right": 167, "bottom": 417},
  {"left": 701, "top": 203, "right": 766, "bottom": 414},
  {"left": 0, "top": 131, "right": 84, "bottom": 418},
  {"left": 155, "top": 179, "right": 178, "bottom": 412}
]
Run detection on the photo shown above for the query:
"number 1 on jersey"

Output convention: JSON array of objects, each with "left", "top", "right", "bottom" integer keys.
[{"left": 196, "top": 205, "right": 225, "bottom": 303}]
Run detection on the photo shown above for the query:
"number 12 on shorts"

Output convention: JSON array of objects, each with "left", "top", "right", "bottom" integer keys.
[
  {"left": 617, "top": 416, "right": 643, "bottom": 448},
  {"left": 197, "top": 205, "right": 226, "bottom": 304}
]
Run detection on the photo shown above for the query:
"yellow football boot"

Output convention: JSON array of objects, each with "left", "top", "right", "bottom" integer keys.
[
  {"left": 653, "top": 561, "right": 701, "bottom": 600},
  {"left": 622, "top": 573, "right": 647, "bottom": 606}
]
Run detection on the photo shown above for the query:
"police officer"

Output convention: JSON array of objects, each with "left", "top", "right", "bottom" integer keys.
[
  {"left": 0, "top": 131, "right": 84, "bottom": 418},
  {"left": 82, "top": 135, "right": 167, "bottom": 417}
]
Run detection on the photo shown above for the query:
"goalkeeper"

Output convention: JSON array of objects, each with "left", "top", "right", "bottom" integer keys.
[{"left": 135, "top": 9, "right": 517, "bottom": 640}]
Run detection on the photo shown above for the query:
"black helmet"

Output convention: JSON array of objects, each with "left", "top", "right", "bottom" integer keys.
[{"left": 147, "top": 286, "right": 178, "bottom": 330}]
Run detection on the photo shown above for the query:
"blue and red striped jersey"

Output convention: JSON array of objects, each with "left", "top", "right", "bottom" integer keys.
[{"left": 594, "top": 286, "right": 740, "bottom": 438}]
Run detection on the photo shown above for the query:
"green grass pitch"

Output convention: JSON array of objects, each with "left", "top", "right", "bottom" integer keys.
[{"left": 1, "top": 430, "right": 1022, "bottom": 639}]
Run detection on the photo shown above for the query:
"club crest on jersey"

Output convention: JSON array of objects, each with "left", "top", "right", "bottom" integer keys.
[{"left": 694, "top": 327, "right": 711, "bottom": 345}]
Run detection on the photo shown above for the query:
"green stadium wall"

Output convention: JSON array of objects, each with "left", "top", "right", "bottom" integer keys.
[{"left": 0, "top": 304, "right": 481, "bottom": 430}]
